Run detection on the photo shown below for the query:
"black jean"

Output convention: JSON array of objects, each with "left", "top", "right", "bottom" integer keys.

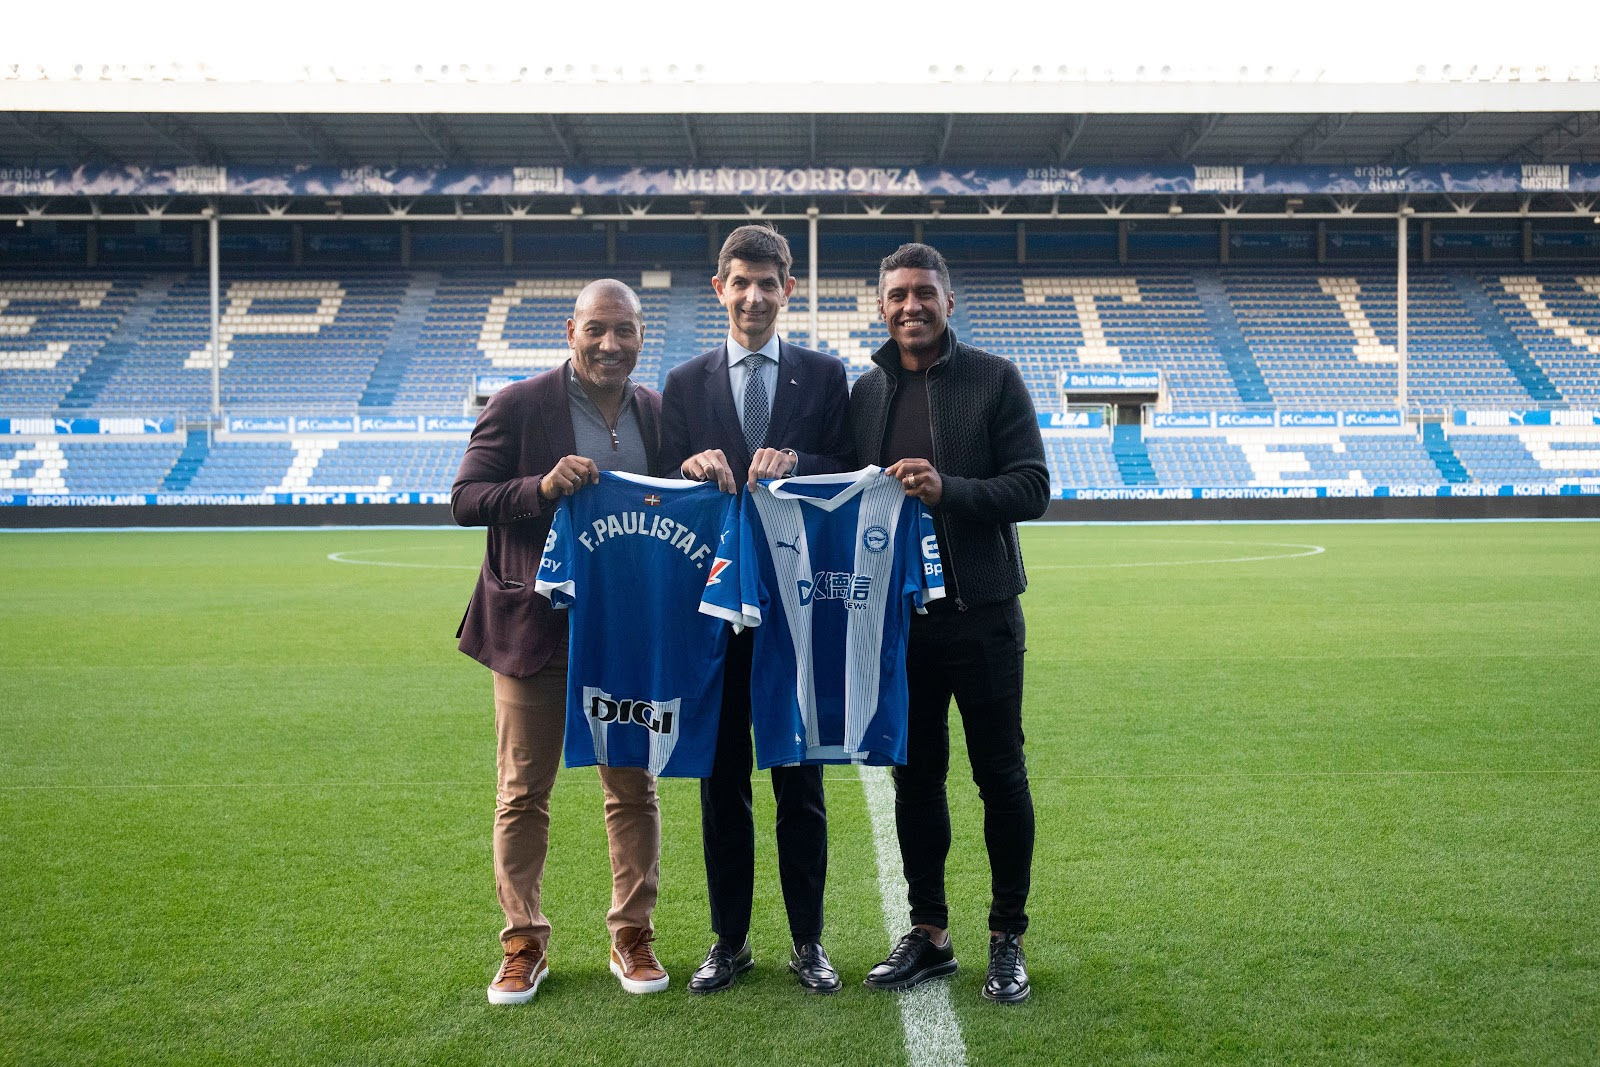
[
  {"left": 893, "top": 595, "right": 1034, "bottom": 936},
  {"left": 700, "top": 628, "right": 828, "bottom": 946}
]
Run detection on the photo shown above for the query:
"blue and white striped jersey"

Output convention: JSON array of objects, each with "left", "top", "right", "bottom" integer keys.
[
  {"left": 536, "top": 472, "right": 738, "bottom": 778},
  {"left": 700, "top": 466, "right": 945, "bottom": 768}
]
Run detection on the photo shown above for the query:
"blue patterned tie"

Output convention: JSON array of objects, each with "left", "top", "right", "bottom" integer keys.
[{"left": 741, "top": 353, "right": 769, "bottom": 455}]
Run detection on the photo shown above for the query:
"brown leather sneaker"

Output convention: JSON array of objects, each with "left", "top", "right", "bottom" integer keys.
[
  {"left": 610, "top": 927, "right": 669, "bottom": 994},
  {"left": 487, "top": 935, "right": 548, "bottom": 1005}
]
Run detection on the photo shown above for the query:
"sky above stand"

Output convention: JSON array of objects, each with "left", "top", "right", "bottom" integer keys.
[{"left": 9, "top": 0, "right": 1598, "bottom": 83}]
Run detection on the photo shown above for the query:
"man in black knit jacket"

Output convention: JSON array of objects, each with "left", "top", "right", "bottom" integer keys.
[{"left": 851, "top": 243, "right": 1049, "bottom": 1004}]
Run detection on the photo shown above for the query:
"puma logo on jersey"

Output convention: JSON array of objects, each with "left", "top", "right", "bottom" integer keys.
[{"left": 776, "top": 537, "right": 800, "bottom": 555}]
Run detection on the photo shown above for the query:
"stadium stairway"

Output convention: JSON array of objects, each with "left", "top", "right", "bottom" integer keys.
[
  {"left": 56, "top": 274, "right": 181, "bottom": 413},
  {"left": 948, "top": 278, "right": 974, "bottom": 348},
  {"left": 1421, "top": 422, "right": 1471, "bottom": 484},
  {"left": 1449, "top": 274, "right": 1560, "bottom": 404},
  {"left": 159, "top": 428, "right": 211, "bottom": 491},
  {"left": 1112, "top": 424, "right": 1159, "bottom": 486},
  {"left": 358, "top": 272, "right": 440, "bottom": 409},
  {"left": 1193, "top": 271, "right": 1271, "bottom": 404},
  {"left": 658, "top": 278, "right": 706, "bottom": 385}
]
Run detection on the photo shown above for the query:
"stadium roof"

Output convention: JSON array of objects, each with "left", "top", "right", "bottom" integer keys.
[
  {"left": 3, "top": 105, "right": 1598, "bottom": 170},
  {"left": 5, "top": 1, "right": 1598, "bottom": 182}
]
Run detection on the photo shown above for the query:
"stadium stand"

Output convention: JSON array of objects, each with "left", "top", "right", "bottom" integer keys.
[
  {"left": 964, "top": 268, "right": 1241, "bottom": 408},
  {"left": 1147, "top": 431, "right": 1444, "bottom": 489},
  {"left": 0, "top": 277, "right": 139, "bottom": 415},
  {"left": 388, "top": 272, "right": 670, "bottom": 412},
  {"left": 1449, "top": 426, "right": 1600, "bottom": 483},
  {"left": 0, "top": 438, "right": 184, "bottom": 495},
  {"left": 4, "top": 264, "right": 1600, "bottom": 499},
  {"left": 1487, "top": 274, "right": 1600, "bottom": 406}
]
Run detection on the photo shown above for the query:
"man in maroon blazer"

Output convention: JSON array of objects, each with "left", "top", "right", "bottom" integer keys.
[
  {"left": 453, "top": 279, "right": 669, "bottom": 1004},
  {"left": 660, "top": 225, "right": 855, "bottom": 995}
]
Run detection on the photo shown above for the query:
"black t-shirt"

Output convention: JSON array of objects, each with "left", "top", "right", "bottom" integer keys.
[
  {"left": 881, "top": 369, "right": 957, "bottom": 613},
  {"left": 881, "top": 369, "right": 933, "bottom": 466}
]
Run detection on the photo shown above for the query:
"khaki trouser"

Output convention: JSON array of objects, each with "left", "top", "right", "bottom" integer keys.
[{"left": 492, "top": 643, "right": 660, "bottom": 951}]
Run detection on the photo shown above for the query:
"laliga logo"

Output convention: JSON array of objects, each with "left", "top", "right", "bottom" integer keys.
[{"left": 588, "top": 693, "right": 675, "bottom": 735}]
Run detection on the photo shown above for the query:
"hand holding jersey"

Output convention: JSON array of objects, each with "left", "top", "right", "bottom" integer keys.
[
  {"left": 535, "top": 473, "right": 741, "bottom": 778},
  {"left": 884, "top": 457, "right": 942, "bottom": 506},
  {"left": 540, "top": 454, "right": 600, "bottom": 498},
  {"left": 700, "top": 467, "right": 942, "bottom": 768},
  {"left": 533, "top": 466, "right": 939, "bottom": 774}
]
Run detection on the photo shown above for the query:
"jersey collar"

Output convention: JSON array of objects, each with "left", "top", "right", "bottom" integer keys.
[{"left": 764, "top": 465, "right": 884, "bottom": 511}]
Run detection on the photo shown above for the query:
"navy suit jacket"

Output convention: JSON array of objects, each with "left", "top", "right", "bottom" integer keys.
[
  {"left": 451, "top": 364, "right": 662, "bottom": 678},
  {"left": 659, "top": 338, "right": 854, "bottom": 484}
]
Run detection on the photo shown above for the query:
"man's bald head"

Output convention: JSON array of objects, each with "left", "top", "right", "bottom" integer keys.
[
  {"left": 567, "top": 278, "right": 644, "bottom": 399},
  {"left": 574, "top": 278, "right": 642, "bottom": 320}
]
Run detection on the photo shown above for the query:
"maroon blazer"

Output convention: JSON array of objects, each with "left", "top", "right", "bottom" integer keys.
[{"left": 451, "top": 364, "right": 662, "bottom": 677}]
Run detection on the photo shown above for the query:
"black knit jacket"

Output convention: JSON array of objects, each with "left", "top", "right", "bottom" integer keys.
[{"left": 850, "top": 329, "right": 1050, "bottom": 609}]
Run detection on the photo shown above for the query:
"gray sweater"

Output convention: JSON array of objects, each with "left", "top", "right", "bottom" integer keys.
[{"left": 849, "top": 329, "right": 1050, "bottom": 609}]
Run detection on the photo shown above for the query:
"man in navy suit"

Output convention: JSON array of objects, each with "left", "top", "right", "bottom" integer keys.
[{"left": 660, "top": 224, "right": 853, "bottom": 994}]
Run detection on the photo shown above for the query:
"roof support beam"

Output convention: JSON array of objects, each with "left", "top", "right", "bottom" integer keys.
[
  {"left": 5, "top": 112, "right": 120, "bottom": 165},
  {"left": 277, "top": 114, "right": 351, "bottom": 166},
  {"left": 141, "top": 115, "right": 224, "bottom": 165},
  {"left": 682, "top": 115, "right": 699, "bottom": 165},
  {"left": 937, "top": 114, "right": 957, "bottom": 163},
  {"left": 1502, "top": 111, "right": 1600, "bottom": 162},
  {"left": 410, "top": 114, "right": 465, "bottom": 164},
  {"left": 1172, "top": 113, "right": 1224, "bottom": 161},
  {"left": 1055, "top": 115, "right": 1087, "bottom": 164},
  {"left": 545, "top": 115, "right": 578, "bottom": 163},
  {"left": 1276, "top": 112, "right": 1353, "bottom": 164},
  {"left": 1392, "top": 113, "right": 1474, "bottom": 164}
]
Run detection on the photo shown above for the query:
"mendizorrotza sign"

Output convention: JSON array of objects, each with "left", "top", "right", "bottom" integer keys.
[{"left": 6, "top": 164, "right": 1597, "bottom": 198}]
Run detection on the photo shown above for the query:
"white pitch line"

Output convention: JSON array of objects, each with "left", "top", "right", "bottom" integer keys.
[
  {"left": 8, "top": 768, "right": 1593, "bottom": 792},
  {"left": 326, "top": 548, "right": 477, "bottom": 570},
  {"left": 860, "top": 765, "right": 968, "bottom": 1067},
  {"left": 1029, "top": 538, "right": 1325, "bottom": 569}
]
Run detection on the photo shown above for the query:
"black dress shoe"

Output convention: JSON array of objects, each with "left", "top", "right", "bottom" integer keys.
[
  {"left": 982, "top": 932, "right": 1030, "bottom": 1003},
  {"left": 789, "top": 941, "right": 842, "bottom": 994},
  {"left": 864, "top": 928, "right": 958, "bottom": 991},
  {"left": 687, "top": 940, "right": 753, "bottom": 995}
]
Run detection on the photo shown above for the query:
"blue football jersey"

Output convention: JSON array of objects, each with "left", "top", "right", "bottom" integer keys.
[
  {"left": 699, "top": 466, "right": 945, "bottom": 768},
  {"left": 536, "top": 472, "right": 739, "bottom": 777}
]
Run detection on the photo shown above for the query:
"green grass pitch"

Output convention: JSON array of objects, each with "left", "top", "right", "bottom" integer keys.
[{"left": 2, "top": 521, "right": 1597, "bottom": 1066}]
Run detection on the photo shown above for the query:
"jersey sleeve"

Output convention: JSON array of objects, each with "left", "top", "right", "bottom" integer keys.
[
  {"left": 699, "top": 489, "right": 762, "bottom": 631},
  {"left": 903, "top": 500, "right": 946, "bottom": 613},
  {"left": 533, "top": 496, "right": 576, "bottom": 607}
]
